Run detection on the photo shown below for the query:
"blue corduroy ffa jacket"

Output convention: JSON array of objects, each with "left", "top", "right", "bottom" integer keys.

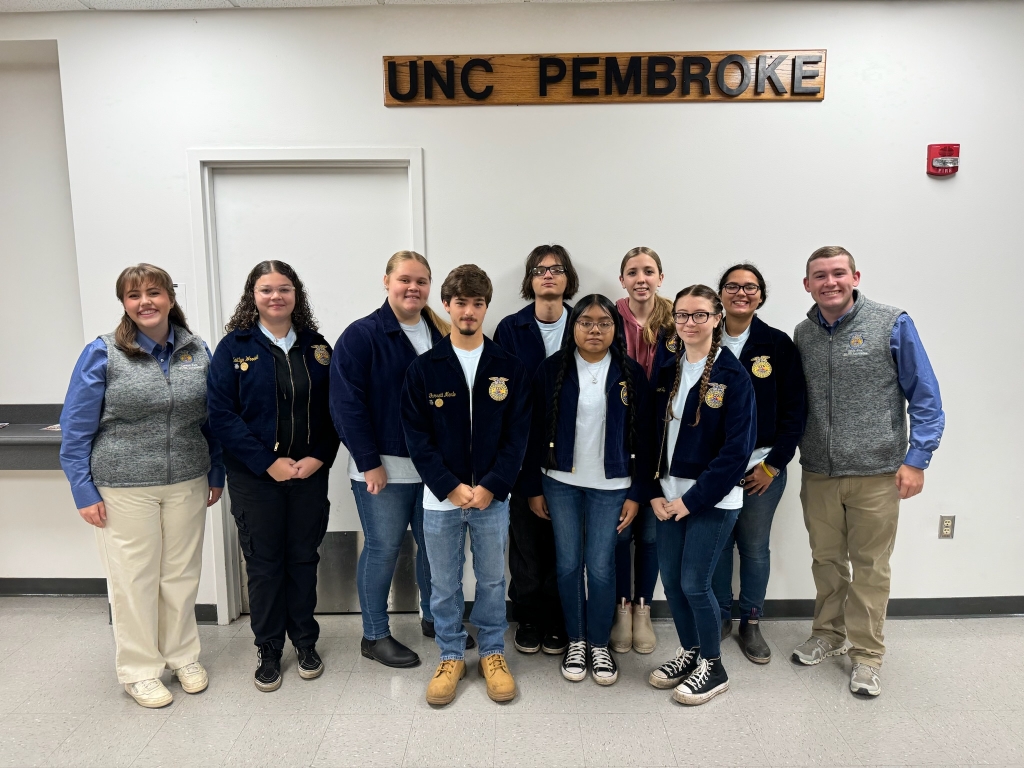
[
  {"left": 330, "top": 300, "right": 445, "bottom": 473},
  {"left": 493, "top": 302, "right": 573, "bottom": 378},
  {"left": 732, "top": 314, "right": 807, "bottom": 470},
  {"left": 652, "top": 347, "right": 757, "bottom": 515},
  {"left": 524, "top": 351, "right": 655, "bottom": 503},
  {"left": 401, "top": 336, "right": 531, "bottom": 503},
  {"left": 207, "top": 326, "right": 340, "bottom": 476}
]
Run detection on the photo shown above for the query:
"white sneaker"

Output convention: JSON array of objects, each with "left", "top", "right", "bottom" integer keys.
[
  {"left": 850, "top": 663, "right": 881, "bottom": 696},
  {"left": 173, "top": 661, "right": 209, "bottom": 693},
  {"left": 125, "top": 678, "right": 173, "bottom": 708}
]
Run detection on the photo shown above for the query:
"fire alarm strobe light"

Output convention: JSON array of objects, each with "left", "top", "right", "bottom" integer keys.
[{"left": 927, "top": 144, "right": 960, "bottom": 176}]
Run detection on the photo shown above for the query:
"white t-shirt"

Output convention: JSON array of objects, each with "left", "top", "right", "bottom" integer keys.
[
  {"left": 545, "top": 351, "right": 631, "bottom": 491},
  {"left": 348, "top": 316, "right": 434, "bottom": 484},
  {"left": 536, "top": 311, "right": 567, "bottom": 359},
  {"left": 423, "top": 344, "right": 484, "bottom": 511},
  {"left": 659, "top": 349, "right": 743, "bottom": 510},
  {"left": 721, "top": 325, "right": 771, "bottom": 472}
]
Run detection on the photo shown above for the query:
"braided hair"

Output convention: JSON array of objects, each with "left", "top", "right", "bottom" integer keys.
[
  {"left": 545, "top": 294, "right": 637, "bottom": 472},
  {"left": 663, "top": 285, "right": 724, "bottom": 429}
]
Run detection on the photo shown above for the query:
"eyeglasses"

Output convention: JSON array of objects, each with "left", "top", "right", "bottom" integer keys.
[
  {"left": 256, "top": 286, "right": 295, "bottom": 297},
  {"left": 576, "top": 320, "right": 615, "bottom": 331},
  {"left": 673, "top": 311, "right": 718, "bottom": 325},
  {"left": 723, "top": 282, "right": 760, "bottom": 295},
  {"left": 531, "top": 265, "right": 567, "bottom": 277}
]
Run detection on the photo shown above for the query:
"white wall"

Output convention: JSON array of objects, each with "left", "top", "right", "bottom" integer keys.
[{"left": 1, "top": 0, "right": 1021, "bottom": 603}]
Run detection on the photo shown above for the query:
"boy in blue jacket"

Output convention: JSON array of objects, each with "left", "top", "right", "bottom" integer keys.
[{"left": 401, "top": 264, "right": 531, "bottom": 707}]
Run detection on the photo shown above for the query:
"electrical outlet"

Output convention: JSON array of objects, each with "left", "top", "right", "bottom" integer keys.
[{"left": 939, "top": 515, "right": 955, "bottom": 539}]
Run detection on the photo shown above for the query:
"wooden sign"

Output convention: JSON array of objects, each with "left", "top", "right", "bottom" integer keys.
[{"left": 383, "top": 50, "right": 825, "bottom": 107}]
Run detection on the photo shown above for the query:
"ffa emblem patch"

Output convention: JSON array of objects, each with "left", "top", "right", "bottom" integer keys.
[
  {"left": 666, "top": 335, "right": 680, "bottom": 354},
  {"left": 751, "top": 356, "right": 772, "bottom": 379},
  {"left": 849, "top": 334, "right": 866, "bottom": 350},
  {"left": 177, "top": 352, "right": 193, "bottom": 363},
  {"left": 704, "top": 382, "right": 726, "bottom": 409},
  {"left": 488, "top": 377, "right": 509, "bottom": 402},
  {"left": 313, "top": 345, "right": 331, "bottom": 366},
  {"left": 619, "top": 381, "right": 629, "bottom": 406},
  {"left": 240, "top": 362, "right": 249, "bottom": 372}
]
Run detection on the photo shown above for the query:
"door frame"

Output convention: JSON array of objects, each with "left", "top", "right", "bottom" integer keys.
[{"left": 186, "top": 147, "right": 426, "bottom": 624}]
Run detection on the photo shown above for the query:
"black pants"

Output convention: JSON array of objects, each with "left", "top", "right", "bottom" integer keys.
[
  {"left": 508, "top": 491, "right": 565, "bottom": 633},
  {"left": 226, "top": 459, "right": 330, "bottom": 650}
]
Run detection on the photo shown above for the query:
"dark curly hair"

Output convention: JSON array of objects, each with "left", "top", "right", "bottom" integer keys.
[{"left": 225, "top": 260, "right": 319, "bottom": 333}]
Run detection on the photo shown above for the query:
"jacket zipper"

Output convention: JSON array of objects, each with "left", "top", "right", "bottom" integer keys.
[
  {"left": 826, "top": 331, "right": 833, "bottom": 476},
  {"left": 302, "top": 353, "right": 312, "bottom": 447},
  {"left": 166, "top": 368, "right": 174, "bottom": 485},
  {"left": 284, "top": 349, "right": 296, "bottom": 456}
]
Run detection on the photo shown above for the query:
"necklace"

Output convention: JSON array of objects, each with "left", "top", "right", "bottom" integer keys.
[{"left": 582, "top": 359, "right": 603, "bottom": 385}]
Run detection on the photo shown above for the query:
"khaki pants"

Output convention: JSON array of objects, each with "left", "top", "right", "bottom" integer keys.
[
  {"left": 800, "top": 469, "right": 900, "bottom": 668},
  {"left": 96, "top": 476, "right": 207, "bottom": 683}
]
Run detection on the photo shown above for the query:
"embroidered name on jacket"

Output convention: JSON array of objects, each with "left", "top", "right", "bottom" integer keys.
[{"left": 429, "top": 391, "right": 456, "bottom": 408}]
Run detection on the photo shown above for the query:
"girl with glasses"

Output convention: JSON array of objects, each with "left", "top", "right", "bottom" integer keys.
[
  {"left": 648, "top": 285, "right": 756, "bottom": 706},
  {"left": 711, "top": 265, "right": 806, "bottom": 663},
  {"left": 611, "top": 247, "right": 674, "bottom": 656},
  {"left": 524, "top": 295, "right": 654, "bottom": 685}
]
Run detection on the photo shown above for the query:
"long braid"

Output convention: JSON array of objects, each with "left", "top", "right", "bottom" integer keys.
[
  {"left": 691, "top": 323, "right": 722, "bottom": 426},
  {"left": 654, "top": 346, "right": 684, "bottom": 478},
  {"left": 546, "top": 347, "right": 574, "bottom": 469}
]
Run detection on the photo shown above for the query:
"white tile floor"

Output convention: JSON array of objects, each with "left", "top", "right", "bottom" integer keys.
[{"left": 1, "top": 597, "right": 1022, "bottom": 767}]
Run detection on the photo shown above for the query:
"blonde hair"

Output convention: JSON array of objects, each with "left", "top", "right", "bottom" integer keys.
[
  {"left": 114, "top": 264, "right": 189, "bottom": 358},
  {"left": 620, "top": 246, "right": 674, "bottom": 345},
  {"left": 386, "top": 251, "right": 451, "bottom": 336}
]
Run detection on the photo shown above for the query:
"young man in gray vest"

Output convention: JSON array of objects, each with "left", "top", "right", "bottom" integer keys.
[{"left": 791, "top": 246, "right": 944, "bottom": 697}]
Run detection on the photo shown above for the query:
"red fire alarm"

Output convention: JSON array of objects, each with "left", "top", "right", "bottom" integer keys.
[{"left": 927, "top": 144, "right": 960, "bottom": 176}]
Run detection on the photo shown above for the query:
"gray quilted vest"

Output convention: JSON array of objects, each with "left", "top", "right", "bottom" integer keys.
[
  {"left": 90, "top": 324, "right": 211, "bottom": 488},
  {"left": 794, "top": 293, "right": 907, "bottom": 477}
]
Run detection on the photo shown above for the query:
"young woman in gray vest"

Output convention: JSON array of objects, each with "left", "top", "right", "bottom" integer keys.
[
  {"left": 711, "top": 264, "right": 807, "bottom": 663},
  {"left": 60, "top": 263, "right": 224, "bottom": 709},
  {"left": 208, "top": 261, "right": 340, "bottom": 693}
]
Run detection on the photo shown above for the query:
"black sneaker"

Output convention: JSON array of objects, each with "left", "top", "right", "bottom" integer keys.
[
  {"left": 561, "top": 640, "right": 587, "bottom": 682},
  {"left": 542, "top": 629, "right": 568, "bottom": 655},
  {"left": 590, "top": 645, "right": 618, "bottom": 686},
  {"left": 514, "top": 623, "right": 542, "bottom": 654},
  {"left": 672, "top": 656, "right": 729, "bottom": 705},
  {"left": 421, "top": 619, "right": 476, "bottom": 649},
  {"left": 648, "top": 646, "right": 699, "bottom": 689},
  {"left": 738, "top": 620, "right": 771, "bottom": 664},
  {"left": 254, "top": 643, "right": 282, "bottom": 692},
  {"left": 295, "top": 645, "right": 324, "bottom": 679}
]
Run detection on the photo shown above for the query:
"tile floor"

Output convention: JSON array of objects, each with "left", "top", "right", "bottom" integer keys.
[{"left": 1, "top": 596, "right": 1022, "bottom": 767}]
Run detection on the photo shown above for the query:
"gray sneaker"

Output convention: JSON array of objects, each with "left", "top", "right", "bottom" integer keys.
[
  {"left": 791, "top": 636, "right": 848, "bottom": 666},
  {"left": 850, "top": 663, "right": 881, "bottom": 696}
]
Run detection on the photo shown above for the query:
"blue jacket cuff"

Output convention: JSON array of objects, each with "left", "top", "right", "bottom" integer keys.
[
  {"left": 208, "top": 466, "right": 226, "bottom": 488},
  {"left": 903, "top": 448, "right": 933, "bottom": 470},
  {"left": 71, "top": 483, "right": 103, "bottom": 510}
]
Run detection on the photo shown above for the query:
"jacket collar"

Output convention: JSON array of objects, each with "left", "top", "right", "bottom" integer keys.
[
  {"left": 513, "top": 301, "right": 572, "bottom": 327},
  {"left": 806, "top": 290, "right": 865, "bottom": 329},
  {"left": 746, "top": 314, "right": 773, "bottom": 346},
  {"left": 429, "top": 335, "right": 508, "bottom": 362},
  {"left": 234, "top": 325, "right": 316, "bottom": 350},
  {"left": 378, "top": 299, "right": 443, "bottom": 341}
]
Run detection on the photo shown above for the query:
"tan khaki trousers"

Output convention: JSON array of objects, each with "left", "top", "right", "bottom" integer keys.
[
  {"left": 96, "top": 476, "right": 207, "bottom": 684},
  {"left": 800, "top": 469, "right": 900, "bottom": 668}
]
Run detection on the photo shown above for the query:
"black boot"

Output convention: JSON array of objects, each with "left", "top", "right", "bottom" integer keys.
[
  {"left": 421, "top": 619, "right": 476, "bottom": 649},
  {"left": 739, "top": 620, "right": 772, "bottom": 664},
  {"left": 255, "top": 643, "right": 282, "bottom": 692},
  {"left": 361, "top": 635, "right": 420, "bottom": 668}
]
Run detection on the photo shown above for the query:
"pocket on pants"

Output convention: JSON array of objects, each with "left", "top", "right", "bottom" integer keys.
[{"left": 231, "top": 505, "right": 255, "bottom": 557}]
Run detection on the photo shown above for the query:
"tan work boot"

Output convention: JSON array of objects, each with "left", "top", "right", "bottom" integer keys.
[
  {"left": 632, "top": 598, "right": 657, "bottom": 654},
  {"left": 478, "top": 653, "right": 517, "bottom": 702},
  {"left": 425, "top": 659, "right": 466, "bottom": 706},
  {"left": 610, "top": 598, "right": 633, "bottom": 653}
]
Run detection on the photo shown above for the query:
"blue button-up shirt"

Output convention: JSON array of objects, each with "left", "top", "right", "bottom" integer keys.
[
  {"left": 59, "top": 328, "right": 225, "bottom": 508},
  {"left": 817, "top": 308, "right": 944, "bottom": 470}
]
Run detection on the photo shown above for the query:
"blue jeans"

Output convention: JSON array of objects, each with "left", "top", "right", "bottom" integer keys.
[
  {"left": 712, "top": 467, "right": 787, "bottom": 623},
  {"left": 351, "top": 481, "right": 432, "bottom": 641},
  {"left": 422, "top": 499, "right": 509, "bottom": 661},
  {"left": 542, "top": 475, "right": 625, "bottom": 647},
  {"left": 657, "top": 507, "right": 740, "bottom": 660},
  {"left": 615, "top": 504, "right": 659, "bottom": 603}
]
